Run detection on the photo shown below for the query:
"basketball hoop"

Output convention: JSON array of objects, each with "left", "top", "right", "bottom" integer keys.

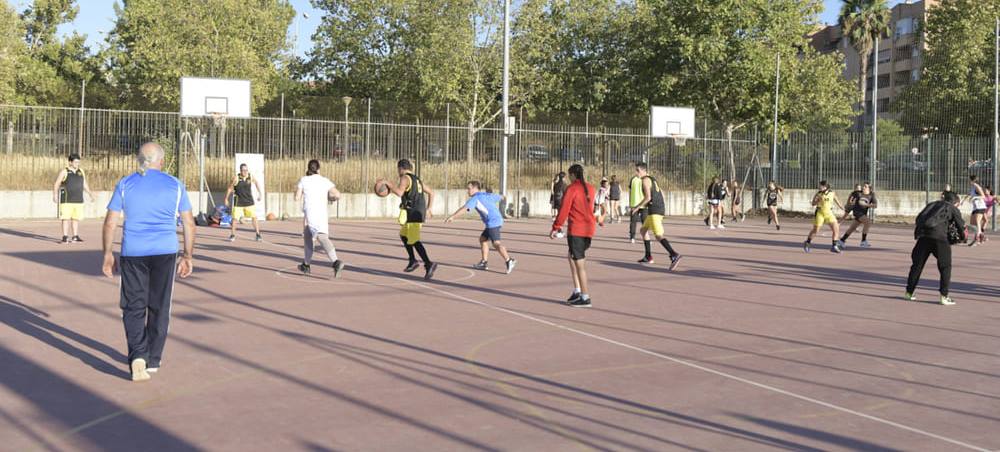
[{"left": 670, "top": 134, "right": 688, "bottom": 147}]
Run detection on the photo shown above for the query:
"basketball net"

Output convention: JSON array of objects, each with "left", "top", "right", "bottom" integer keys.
[
  {"left": 210, "top": 113, "right": 227, "bottom": 129},
  {"left": 670, "top": 134, "right": 687, "bottom": 147}
]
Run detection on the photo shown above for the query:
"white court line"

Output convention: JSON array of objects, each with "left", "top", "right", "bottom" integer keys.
[{"left": 387, "top": 275, "right": 993, "bottom": 452}]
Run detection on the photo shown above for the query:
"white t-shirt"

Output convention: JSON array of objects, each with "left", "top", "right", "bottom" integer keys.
[{"left": 298, "top": 174, "right": 335, "bottom": 234}]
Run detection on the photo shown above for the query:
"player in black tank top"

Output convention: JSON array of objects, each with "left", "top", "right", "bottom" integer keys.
[
  {"left": 52, "top": 154, "right": 93, "bottom": 243},
  {"left": 838, "top": 182, "right": 877, "bottom": 249},
  {"left": 764, "top": 180, "right": 783, "bottom": 230},
  {"left": 224, "top": 164, "right": 264, "bottom": 242},
  {"left": 631, "top": 163, "right": 682, "bottom": 270},
  {"left": 380, "top": 159, "right": 438, "bottom": 280}
]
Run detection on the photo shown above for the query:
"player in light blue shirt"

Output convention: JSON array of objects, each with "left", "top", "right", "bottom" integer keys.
[
  {"left": 102, "top": 143, "right": 196, "bottom": 382},
  {"left": 446, "top": 181, "right": 516, "bottom": 274}
]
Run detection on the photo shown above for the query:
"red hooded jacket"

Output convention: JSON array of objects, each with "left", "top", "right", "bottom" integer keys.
[{"left": 552, "top": 180, "right": 596, "bottom": 238}]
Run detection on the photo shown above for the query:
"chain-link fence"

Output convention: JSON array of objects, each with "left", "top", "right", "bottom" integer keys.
[{"left": 0, "top": 103, "right": 994, "bottom": 213}]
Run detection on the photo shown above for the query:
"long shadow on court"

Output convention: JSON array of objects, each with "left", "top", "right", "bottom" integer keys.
[
  {"left": 730, "top": 414, "right": 904, "bottom": 452},
  {"left": 0, "top": 227, "right": 60, "bottom": 244},
  {"left": 178, "top": 283, "right": 825, "bottom": 450},
  {"left": 0, "top": 295, "right": 128, "bottom": 379},
  {"left": 0, "top": 343, "right": 197, "bottom": 451}
]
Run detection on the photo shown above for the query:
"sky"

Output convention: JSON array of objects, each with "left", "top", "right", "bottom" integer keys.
[{"left": 12, "top": 0, "right": 908, "bottom": 57}]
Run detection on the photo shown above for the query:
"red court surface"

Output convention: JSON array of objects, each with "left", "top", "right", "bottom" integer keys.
[{"left": 1, "top": 216, "right": 998, "bottom": 451}]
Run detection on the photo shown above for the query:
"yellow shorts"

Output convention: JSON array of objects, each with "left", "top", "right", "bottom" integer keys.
[
  {"left": 59, "top": 203, "right": 84, "bottom": 221},
  {"left": 813, "top": 211, "right": 837, "bottom": 227},
  {"left": 400, "top": 223, "right": 423, "bottom": 245},
  {"left": 642, "top": 214, "right": 664, "bottom": 237},
  {"left": 233, "top": 205, "right": 256, "bottom": 220}
]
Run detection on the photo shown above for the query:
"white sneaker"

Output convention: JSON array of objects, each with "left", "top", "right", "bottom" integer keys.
[
  {"left": 860, "top": 240, "right": 871, "bottom": 248},
  {"left": 939, "top": 296, "right": 955, "bottom": 306},
  {"left": 131, "top": 358, "right": 151, "bottom": 382},
  {"left": 709, "top": 225, "right": 717, "bottom": 230},
  {"left": 718, "top": 224, "right": 726, "bottom": 230}
]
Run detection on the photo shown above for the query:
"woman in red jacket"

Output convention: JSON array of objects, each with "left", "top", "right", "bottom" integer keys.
[{"left": 551, "top": 164, "right": 597, "bottom": 307}]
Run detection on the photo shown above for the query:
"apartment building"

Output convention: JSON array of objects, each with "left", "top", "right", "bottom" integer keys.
[{"left": 809, "top": 0, "right": 938, "bottom": 125}]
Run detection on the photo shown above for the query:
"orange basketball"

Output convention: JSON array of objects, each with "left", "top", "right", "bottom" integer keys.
[
  {"left": 374, "top": 181, "right": 390, "bottom": 198},
  {"left": 266, "top": 213, "right": 277, "bottom": 221}
]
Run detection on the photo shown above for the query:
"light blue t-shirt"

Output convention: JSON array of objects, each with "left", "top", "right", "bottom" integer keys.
[
  {"left": 107, "top": 169, "right": 192, "bottom": 257},
  {"left": 464, "top": 192, "right": 504, "bottom": 228}
]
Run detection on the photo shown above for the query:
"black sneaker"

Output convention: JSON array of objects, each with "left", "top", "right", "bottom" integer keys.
[
  {"left": 568, "top": 297, "right": 592, "bottom": 308},
  {"left": 567, "top": 292, "right": 582, "bottom": 302},
  {"left": 332, "top": 260, "right": 345, "bottom": 278},
  {"left": 767, "top": 216, "right": 772, "bottom": 225},
  {"left": 60, "top": 235, "right": 70, "bottom": 244},
  {"left": 703, "top": 217, "right": 710, "bottom": 226},
  {"left": 505, "top": 259, "right": 516, "bottom": 274},
  {"left": 404, "top": 261, "right": 420, "bottom": 272},
  {"left": 424, "top": 262, "right": 438, "bottom": 281},
  {"left": 298, "top": 263, "right": 311, "bottom": 274},
  {"left": 227, "top": 234, "right": 236, "bottom": 242},
  {"left": 255, "top": 234, "right": 262, "bottom": 242},
  {"left": 803, "top": 241, "right": 811, "bottom": 253},
  {"left": 72, "top": 235, "right": 83, "bottom": 242},
  {"left": 638, "top": 256, "right": 654, "bottom": 264},
  {"left": 830, "top": 245, "right": 842, "bottom": 254},
  {"left": 776, "top": 225, "right": 781, "bottom": 231},
  {"left": 669, "top": 255, "right": 683, "bottom": 271}
]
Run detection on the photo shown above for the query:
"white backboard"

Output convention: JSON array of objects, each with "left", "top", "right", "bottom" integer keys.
[
  {"left": 181, "top": 77, "right": 252, "bottom": 118},
  {"left": 233, "top": 153, "right": 266, "bottom": 220},
  {"left": 650, "top": 106, "right": 695, "bottom": 138}
]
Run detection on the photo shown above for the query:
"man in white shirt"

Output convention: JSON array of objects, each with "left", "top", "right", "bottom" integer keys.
[{"left": 294, "top": 160, "right": 345, "bottom": 277}]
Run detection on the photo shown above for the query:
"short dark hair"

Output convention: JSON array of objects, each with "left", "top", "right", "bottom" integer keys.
[
  {"left": 307, "top": 159, "right": 320, "bottom": 175},
  {"left": 68, "top": 153, "right": 80, "bottom": 161},
  {"left": 635, "top": 162, "right": 648, "bottom": 171},
  {"left": 943, "top": 191, "right": 959, "bottom": 204},
  {"left": 397, "top": 159, "right": 413, "bottom": 171},
  {"left": 239, "top": 163, "right": 248, "bottom": 170},
  {"left": 970, "top": 174, "right": 977, "bottom": 181},
  {"left": 467, "top": 180, "right": 481, "bottom": 189},
  {"left": 819, "top": 180, "right": 829, "bottom": 188}
]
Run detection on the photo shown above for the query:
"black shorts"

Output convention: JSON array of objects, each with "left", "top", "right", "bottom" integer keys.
[
  {"left": 608, "top": 196, "right": 620, "bottom": 201},
  {"left": 567, "top": 236, "right": 592, "bottom": 260},
  {"left": 481, "top": 227, "right": 502, "bottom": 242},
  {"left": 766, "top": 200, "right": 778, "bottom": 207},
  {"left": 973, "top": 209, "right": 987, "bottom": 215},
  {"left": 853, "top": 211, "right": 869, "bottom": 221}
]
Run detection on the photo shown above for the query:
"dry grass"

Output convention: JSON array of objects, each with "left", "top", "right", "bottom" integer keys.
[{"left": 1, "top": 153, "right": 678, "bottom": 193}]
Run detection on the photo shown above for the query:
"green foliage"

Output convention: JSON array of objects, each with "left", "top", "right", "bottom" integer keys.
[
  {"left": 0, "top": 3, "right": 23, "bottom": 103},
  {"left": 838, "top": 0, "right": 892, "bottom": 118},
  {"left": 109, "top": 0, "right": 295, "bottom": 112},
  {"left": 895, "top": 0, "right": 1000, "bottom": 135}
]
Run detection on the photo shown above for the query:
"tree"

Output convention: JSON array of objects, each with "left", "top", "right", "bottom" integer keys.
[
  {"left": 15, "top": 0, "right": 89, "bottom": 106},
  {"left": 108, "top": 0, "right": 295, "bottom": 112},
  {"left": 838, "top": 0, "right": 891, "bottom": 125},
  {"left": 641, "top": 0, "right": 855, "bottom": 181},
  {"left": 0, "top": 3, "right": 23, "bottom": 103},
  {"left": 895, "top": 0, "right": 1000, "bottom": 135},
  {"left": 307, "top": 0, "right": 508, "bottom": 161}
]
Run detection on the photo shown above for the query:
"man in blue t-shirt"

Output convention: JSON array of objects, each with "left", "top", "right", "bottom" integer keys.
[
  {"left": 101, "top": 142, "right": 196, "bottom": 382},
  {"left": 446, "top": 181, "right": 516, "bottom": 274}
]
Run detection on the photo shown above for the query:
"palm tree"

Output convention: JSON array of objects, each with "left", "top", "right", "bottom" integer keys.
[{"left": 838, "top": 0, "right": 892, "bottom": 124}]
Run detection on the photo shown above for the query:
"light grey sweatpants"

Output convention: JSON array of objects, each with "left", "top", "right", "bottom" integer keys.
[{"left": 304, "top": 226, "right": 338, "bottom": 265}]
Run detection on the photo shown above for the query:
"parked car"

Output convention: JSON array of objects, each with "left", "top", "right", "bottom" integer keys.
[
  {"left": 526, "top": 144, "right": 550, "bottom": 161},
  {"left": 558, "top": 147, "right": 584, "bottom": 162}
]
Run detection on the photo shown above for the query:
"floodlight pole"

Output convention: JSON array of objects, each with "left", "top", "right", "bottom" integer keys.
[
  {"left": 500, "top": 0, "right": 511, "bottom": 197},
  {"left": 871, "top": 38, "right": 880, "bottom": 200},
  {"left": 993, "top": 17, "right": 998, "bottom": 231},
  {"left": 771, "top": 53, "right": 780, "bottom": 182}
]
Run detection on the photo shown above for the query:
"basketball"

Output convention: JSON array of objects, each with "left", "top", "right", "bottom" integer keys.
[
  {"left": 374, "top": 181, "right": 390, "bottom": 198},
  {"left": 266, "top": 212, "right": 276, "bottom": 221}
]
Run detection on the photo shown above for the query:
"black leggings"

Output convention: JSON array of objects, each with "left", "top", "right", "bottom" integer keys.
[
  {"left": 120, "top": 253, "right": 177, "bottom": 366},
  {"left": 629, "top": 209, "right": 647, "bottom": 240},
  {"left": 906, "top": 238, "right": 952, "bottom": 296}
]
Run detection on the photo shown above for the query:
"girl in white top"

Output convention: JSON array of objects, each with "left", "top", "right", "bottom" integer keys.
[
  {"left": 294, "top": 160, "right": 345, "bottom": 277},
  {"left": 594, "top": 178, "right": 610, "bottom": 226}
]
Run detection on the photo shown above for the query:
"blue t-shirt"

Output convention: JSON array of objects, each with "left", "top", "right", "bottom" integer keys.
[
  {"left": 107, "top": 169, "right": 192, "bottom": 257},
  {"left": 464, "top": 192, "right": 504, "bottom": 228}
]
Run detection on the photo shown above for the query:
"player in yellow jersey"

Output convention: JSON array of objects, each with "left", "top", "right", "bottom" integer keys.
[{"left": 804, "top": 180, "right": 846, "bottom": 253}]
